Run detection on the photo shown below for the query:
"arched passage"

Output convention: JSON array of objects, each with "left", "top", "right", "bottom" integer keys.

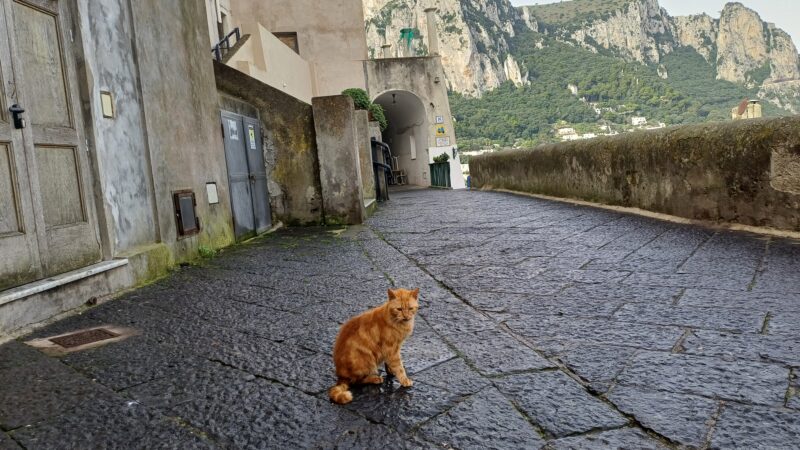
[{"left": 373, "top": 90, "right": 430, "bottom": 187}]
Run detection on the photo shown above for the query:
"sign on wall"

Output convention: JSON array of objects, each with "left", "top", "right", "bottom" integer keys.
[
  {"left": 228, "top": 120, "right": 239, "bottom": 141},
  {"left": 435, "top": 115, "right": 445, "bottom": 124},
  {"left": 436, "top": 137, "right": 451, "bottom": 147},
  {"left": 435, "top": 125, "right": 447, "bottom": 137}
]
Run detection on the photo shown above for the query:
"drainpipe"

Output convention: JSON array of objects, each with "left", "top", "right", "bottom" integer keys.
[{"left": 424, "top": 7, "right": 440, "bottom": 56}]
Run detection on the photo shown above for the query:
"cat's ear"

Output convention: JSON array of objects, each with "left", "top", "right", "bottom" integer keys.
[
  {"left": 412, "top": 288, "right": 420, "bottom": 299},
  {"left": 387, "top": 289, "right": 396, "bottom": 300}
]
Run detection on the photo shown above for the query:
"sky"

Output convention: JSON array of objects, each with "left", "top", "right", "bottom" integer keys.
[{"left": 509, "top": 0, "right": 800, "bottom": 43}]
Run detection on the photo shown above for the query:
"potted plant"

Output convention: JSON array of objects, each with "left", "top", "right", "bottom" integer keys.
[{"left": 342, "top": 88, "right": 388, "bottom": 132}]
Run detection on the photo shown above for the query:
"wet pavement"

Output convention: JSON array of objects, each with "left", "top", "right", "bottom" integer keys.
[{"left": 1, "top": 189, "right": 799, "bottom": 449}]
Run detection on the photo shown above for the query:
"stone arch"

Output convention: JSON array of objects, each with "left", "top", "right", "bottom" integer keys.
[{"left": 372, "top": 89, "right": 430, "bottom": 187}]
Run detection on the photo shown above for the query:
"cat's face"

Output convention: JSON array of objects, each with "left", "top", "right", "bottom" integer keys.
[{"left": 387, "top": 288, "right": 420, "bottom": 323}]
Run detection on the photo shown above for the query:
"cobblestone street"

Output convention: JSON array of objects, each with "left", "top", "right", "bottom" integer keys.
[{"left": 2, "top": 189, "right": 799, "bottom": 449}]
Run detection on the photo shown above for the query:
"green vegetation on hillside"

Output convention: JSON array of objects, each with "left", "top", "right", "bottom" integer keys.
[
  {"left": 450, "top": 30, "right": 787, "bottom": 149},
  {"left": 521, "top": 0, "right": 630, "bottom": 26}
]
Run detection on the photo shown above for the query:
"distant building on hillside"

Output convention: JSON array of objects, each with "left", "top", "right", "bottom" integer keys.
[
  {"left": 631, "top": 116, "right": 648, "bottom": 126},
  {"left": 732, "top": 99, "right": 763, "bottom": 120}
]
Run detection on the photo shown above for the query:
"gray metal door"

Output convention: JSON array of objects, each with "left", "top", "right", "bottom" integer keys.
[
  {"left": 221, "top": 111, "right": 271, "bottom": 240},
  {"left": 243, "top": 117, "right": 271, "bottom": 234}
]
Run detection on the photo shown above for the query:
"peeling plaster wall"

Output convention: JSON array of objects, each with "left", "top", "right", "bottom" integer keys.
[{"left": 471, "top": 117, "right": 800, "bottom": 231}]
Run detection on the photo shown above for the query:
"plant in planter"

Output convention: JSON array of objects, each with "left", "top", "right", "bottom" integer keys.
[
  {"left": 433, "top": 153, "right": 450, "bottom": 164},
  {"left": 342, "top": 88, "right": 371, "bottom": 110},
  {"left": 368, "top": 103, "right": 388, "bottom": 132},
  {"left": 342, "top": 88, "right": 388, "bottom": 132},
  {"left": 430, "top": 153, "right": 451, "bottom": 188}
]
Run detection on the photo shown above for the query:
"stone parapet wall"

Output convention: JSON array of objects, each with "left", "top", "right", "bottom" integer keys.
[{"left": 470, "top": 117, "right": 800, "bottom": 231}]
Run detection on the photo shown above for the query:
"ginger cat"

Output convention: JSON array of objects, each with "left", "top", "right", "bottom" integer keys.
[{"left": 329, "top": 288, "right": 420, "bottom": 404}]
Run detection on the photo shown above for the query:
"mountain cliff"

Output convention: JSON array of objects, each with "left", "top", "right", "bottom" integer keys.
[
  {"left": 362, "top": 0, "right": 800, "bottom": 147},
  {"left": 363, "top": 0, "right": 800, "bottom": 95},
  {"left": 363, "top": 0, "right": 529, "bottom": 95}
]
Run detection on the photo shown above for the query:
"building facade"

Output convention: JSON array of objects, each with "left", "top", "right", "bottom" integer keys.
[{"left": 1, "top": 0, "right": 463, "bottom": 338}]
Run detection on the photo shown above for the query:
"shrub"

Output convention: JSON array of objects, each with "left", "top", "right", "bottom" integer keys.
[
  {"left": 369, "top": 103, "right": 388, "bottom": 131},
  {"left": 433, "top": 153, "right": 450, "bottom": 163},
  {"left": 342, "top": 88, "right": 371, "bottom": 110}
]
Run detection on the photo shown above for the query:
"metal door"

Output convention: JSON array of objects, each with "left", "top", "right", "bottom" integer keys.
[
  {"left": 221, "top": 111, "right": 271, "bottom": 240},
  {"left": 0, "top": 0, "right": 101, "bottom": 291},
  {"left": 243, "top": 117, "right": 270, "bottom": 234}
]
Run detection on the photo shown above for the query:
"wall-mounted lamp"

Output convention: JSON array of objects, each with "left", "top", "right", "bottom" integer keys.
[
  {"left": 392, "top": 93, "right": 397, "bottom": 104},
  {"left": 434, "top": 76, "right": 441, "bottom": 84}
]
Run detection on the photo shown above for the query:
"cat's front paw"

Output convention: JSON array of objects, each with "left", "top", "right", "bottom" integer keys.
[{"left": 399, "top": 377, "right": 414, "bottom": 387}]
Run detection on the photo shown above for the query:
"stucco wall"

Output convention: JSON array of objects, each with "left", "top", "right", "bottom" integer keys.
[
  {"left": 228, "top": 22, "right": 314, "bottom": 104},
  {"left": 470, "top": 117, "right": 800, "bottom": 231},
  {"left": 76, "top": 0, "right": 158, "bottom": 255},
  {"left": 130, "top": 0, "right": 235, "bottom": 256},
  {"left": 229, "top": 0, "right": 368, "bottom": 96},
  {"left": 215, "top": 62, "right": 323, "bottom": 226}
]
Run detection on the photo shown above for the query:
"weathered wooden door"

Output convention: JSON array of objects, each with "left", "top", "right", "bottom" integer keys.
[{"left": 0, "top": 0, "right": 101, "bottom": 291}]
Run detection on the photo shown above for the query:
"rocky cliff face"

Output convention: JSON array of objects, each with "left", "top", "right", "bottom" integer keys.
[
  {"left": 713, "top": 3, "right": 800, "bottom": 84},
  {"left": 569, "top": 0, "right": 673, "bottom": 64},
  {"left": 671, "top": 13, "right": 717, "bottom": 63},
  {"left": 363, "top": 0, "right": 530, "bottom": 96},
  {"left": 363, "top": 0, "right": 800, "bottom": 97},
  {"left": 557, "top": 1, "right": 799, "bottom": 86}
]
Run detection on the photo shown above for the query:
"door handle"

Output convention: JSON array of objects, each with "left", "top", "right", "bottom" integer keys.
[{"left": 9, "top": 104, "right": 25, "bottom": 129}]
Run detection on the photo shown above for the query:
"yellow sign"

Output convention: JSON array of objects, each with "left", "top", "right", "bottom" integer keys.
[{"left": 435, "top": 125, "right": 447, "bottom": 137}]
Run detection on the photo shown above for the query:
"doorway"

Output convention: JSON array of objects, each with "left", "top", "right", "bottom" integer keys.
[
  {"left": 221, "top": 111, "right": 271, "bottom": 240},
  {"left": 372, "top": 90, "right": 430, "bottom": 187},
  {"left": 0, "top": 0, "right": 102, "bottom": 291}
]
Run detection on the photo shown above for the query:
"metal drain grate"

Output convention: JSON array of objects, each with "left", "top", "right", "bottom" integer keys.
[{"left": 49, "top": 328, "right": 119, "bottom": 349}]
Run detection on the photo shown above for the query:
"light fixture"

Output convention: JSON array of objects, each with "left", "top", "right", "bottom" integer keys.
[
  {"left": 434, "top": 76, "right": 441, "bottom": 84},
  {"left": 392, "top": 93, "right": 397, "bottom": 104}
]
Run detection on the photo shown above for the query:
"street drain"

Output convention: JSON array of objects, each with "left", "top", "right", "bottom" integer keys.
[
  {"left": 49, "top": 328, "right": 119, "bottom": 348},
  {"left": 26, "top": 326, "right": 137, "bottom": 356}
]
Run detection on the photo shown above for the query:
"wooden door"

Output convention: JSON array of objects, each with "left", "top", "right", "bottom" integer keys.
[
  {"left": 0, "top": 1, "right": 41, "bottom": 290},
  {"left": 0, "top": 0, "right": 101, "bottom": 290}
]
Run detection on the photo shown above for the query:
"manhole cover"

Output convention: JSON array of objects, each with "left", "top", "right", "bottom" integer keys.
[{"left": 49, "top": 328, "right": 119, "bottom": 348}]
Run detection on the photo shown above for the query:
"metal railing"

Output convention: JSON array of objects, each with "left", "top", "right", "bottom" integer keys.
[{"left": 212, "top": 28, "right": 241, "bottom": 62}]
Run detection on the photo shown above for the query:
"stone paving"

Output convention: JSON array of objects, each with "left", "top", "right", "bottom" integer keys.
[{"left": 2, "top": 189, "right": 800, "bottom": 449}]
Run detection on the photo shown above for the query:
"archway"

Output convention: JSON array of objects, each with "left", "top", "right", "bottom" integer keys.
[{"left": 373, "top": 90, "right": 430, "bottom": 187}]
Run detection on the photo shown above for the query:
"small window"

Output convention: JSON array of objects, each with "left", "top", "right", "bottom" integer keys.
[
  {"left": 274, "top": 32, "right": 299, "bottom": 54},
  {"left": 173, "top": 190, "right": 200, "bottom": 237}
]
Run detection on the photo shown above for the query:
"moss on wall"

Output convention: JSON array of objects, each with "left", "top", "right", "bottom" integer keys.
[
  {"left": 215, "top": 62, "right": 323, "bottom": 226},
  {"left": 471, "top": 117, "right": 800, "bottom": 231}
]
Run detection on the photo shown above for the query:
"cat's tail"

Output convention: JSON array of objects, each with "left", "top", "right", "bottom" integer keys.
[{"left": 329, "top": 380, "right": 353, "bottom": 404}]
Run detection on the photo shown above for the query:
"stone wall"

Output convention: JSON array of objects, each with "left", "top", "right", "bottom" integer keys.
[
  {"left": 470, "top": 117, "right": 800, "bottom": 231},
  {"left": 312, "top": 96, "right": 366, "bottom": 225},
  {"left": 355, "top": 111, "right": 377, "bottom": 206},
  {"left": 215, "top": 62, "right": 323, "bottom": 226}
]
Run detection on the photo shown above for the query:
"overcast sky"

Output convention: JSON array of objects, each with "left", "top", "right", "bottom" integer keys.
[{"left": 509, "top": 0, "right": 800, "bottom": 42}]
